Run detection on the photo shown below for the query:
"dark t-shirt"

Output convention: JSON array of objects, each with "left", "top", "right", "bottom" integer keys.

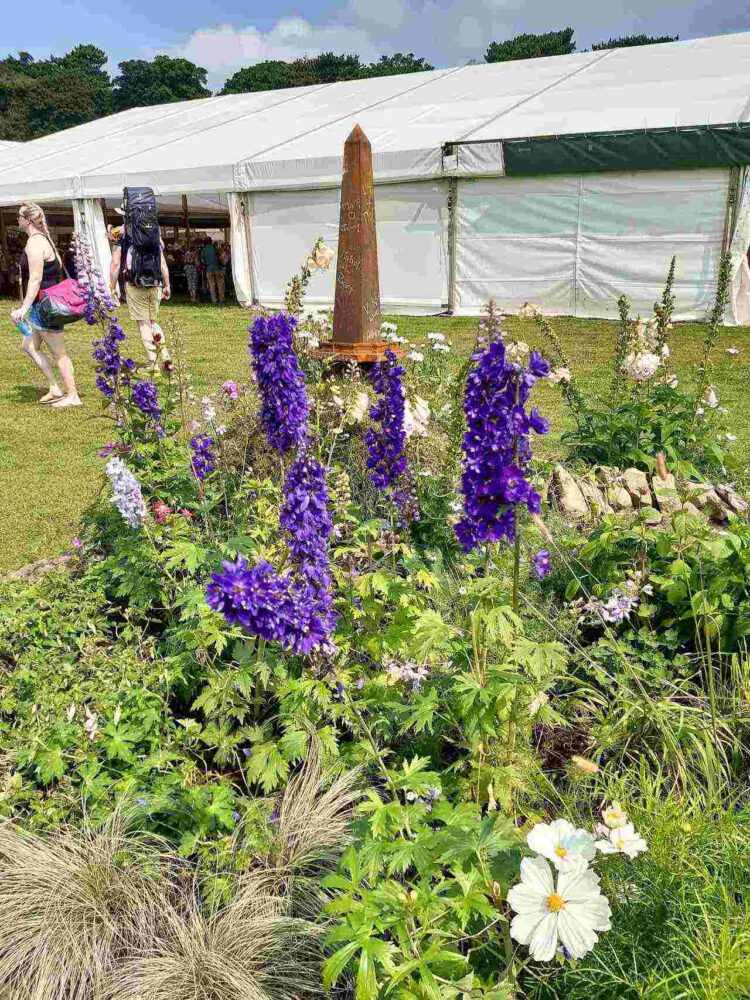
[{"left": 201, "top": 243, "right": 220, "bottom": 272}]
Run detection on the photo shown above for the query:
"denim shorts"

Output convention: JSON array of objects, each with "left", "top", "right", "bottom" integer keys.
[{"left": 27, "top": 301, "right": 61, "bottom": 334}]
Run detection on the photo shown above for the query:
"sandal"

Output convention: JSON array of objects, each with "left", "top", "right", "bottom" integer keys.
[
  {"left": 39, "top": 390, "right": 64, "bottom": 404},
  {"left": 51, "top": 395, "right": 83, "bottom": 408}
]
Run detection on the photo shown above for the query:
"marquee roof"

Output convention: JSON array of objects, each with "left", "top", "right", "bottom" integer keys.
[{"left": 0, "top": 31, "right": 748, "bottom": 205}]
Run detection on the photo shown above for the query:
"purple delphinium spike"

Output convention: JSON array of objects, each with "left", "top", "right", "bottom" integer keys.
[
  {"left": 365, "top": 349, "right": 407, "bottom": 491},
  {"left": 279, "top": 450, "right": 337, "bottom": 649},
  {"left": 73, "top": 233, "right": 136, "bottom": 401},
  {"left": 454, "top": 338, "right": 549, "bottom": 553},
  {"left": 248, "top": 312, "right": 309, "bottom": 454},
  {"left": 131, "top": 380, "right": 161, "bottom": 422},
  {"left": 190, "top": 434, "right": 215, "bottom": 480}
]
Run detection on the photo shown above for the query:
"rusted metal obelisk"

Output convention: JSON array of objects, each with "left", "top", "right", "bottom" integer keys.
[{"left": 318, "top": 124, "right": 396, "bottom": 363}]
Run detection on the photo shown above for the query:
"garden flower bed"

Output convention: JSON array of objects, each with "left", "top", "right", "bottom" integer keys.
[{"left": 0, "top": 243, "right": 748, "bottom": 999}]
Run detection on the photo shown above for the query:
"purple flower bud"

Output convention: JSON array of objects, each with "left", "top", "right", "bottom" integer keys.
[{"left": 532, "top": 550, "right": 551, "bottom": 579}]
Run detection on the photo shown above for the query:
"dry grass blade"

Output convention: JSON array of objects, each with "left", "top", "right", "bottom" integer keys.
[
  {"left": 240, "top": 739, "right": 361, "bottom": 917},
  {"left": 105, "top": 880, "right": 322, "bottom": 1000},
  {"left": 0, "top": 811, "right": 172, "bottom": 1000}
]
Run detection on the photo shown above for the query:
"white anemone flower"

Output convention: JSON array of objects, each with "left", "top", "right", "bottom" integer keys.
[
  {"left": 506, "top": 341, "right": 530, "bottom": 363},
  {"left": 622, "top": 351, "right": 661, "bottom": 382},
  {"left": 527, "top": 819, "right": 596, "bottom": 872},
  {"left": 508, "top": 856, "right": 611, "bottom": 962},
  {"left": 406, "top": 350, "right": 424, "bottom": 362},
  {"left": 404, "top": 396, "right": 430, "bottom": 439},
  {"left": 595, "top": 822, "right": 648, "bottom": 858},
  {"left": 601, "top": 801, "right": 628, "bottom": 829},
  {"left": 346, "top": 391, "right": 370, "bottom": 425},
  {"left": 426, "top": 331, "right": 445, "bottom": 342},
  {"left": 548, "top": 366, "right": 572, "bottom": 385}
]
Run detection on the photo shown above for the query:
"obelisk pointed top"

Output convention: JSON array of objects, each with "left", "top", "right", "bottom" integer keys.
[{"left": 346, "top": 123, "right": 368, "bottom": 144}]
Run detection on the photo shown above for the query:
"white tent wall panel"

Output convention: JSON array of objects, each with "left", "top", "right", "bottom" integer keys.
[
  {"left": 249, "top": 181, "right": 449, "bottom": 313},
  {"left": 72, "top": 199, "right": 111, "bottom": 285},
  {"left": 454, "top": 176, "right": 579, "bottom": 314},
  {"left": 730, "top": 168, "right": 750, "bottom": 324},
  {"left": 455, "top": 168, "right": 730, "bottom": 319}
]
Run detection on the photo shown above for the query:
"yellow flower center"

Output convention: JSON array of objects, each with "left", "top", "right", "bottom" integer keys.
[
  {"left": 547, "top": 892, "right": 565, "bottom": 913},
  {"left": 554, "top": 846, "right": 568, "bottom": 858}
]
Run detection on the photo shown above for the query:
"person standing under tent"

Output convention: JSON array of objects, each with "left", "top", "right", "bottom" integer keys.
[
  {"left": 109, "top": 194, "right": 171, "bottom": 364},
  {"left": 183, "top": 244, "right": 199, "bottom": 303},
  {"left": 9, "top": 202, "right": 82, "bottom": 408},
  {"left": 201, "top": 237, "right": 225, "bottom": 304}
]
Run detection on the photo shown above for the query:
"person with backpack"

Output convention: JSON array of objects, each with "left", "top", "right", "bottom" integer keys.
[
  {"left": 9, "top": 202, "right": 82, "bottom": 407},
  {"left": 109, "top": 188, "right": 171, "bottom": 364}
]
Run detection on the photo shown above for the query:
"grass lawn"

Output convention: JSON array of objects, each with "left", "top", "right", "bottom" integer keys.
[{"left": 1, "top": 300, "right": 749, "bottom": 573}]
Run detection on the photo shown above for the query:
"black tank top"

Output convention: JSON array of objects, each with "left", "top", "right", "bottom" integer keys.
[{"left": 21, "top": 235, "right": 60, "bottom": 291}]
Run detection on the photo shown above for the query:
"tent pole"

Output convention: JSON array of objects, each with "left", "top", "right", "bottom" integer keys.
[
  {"left": 240, "top": 193, "right": 256, "bottom": 304},
  {"left": 0, "top": 210, "right": 8, "bottom": 259},
  {"left": 182, "top": 194, "right": 190, "bottom": 247},
  {"left": 722, "top": 166, "right": 741, "bottom": 255},
  {"left": 447, "top": 177, "right": 458, "bottom": 315}
]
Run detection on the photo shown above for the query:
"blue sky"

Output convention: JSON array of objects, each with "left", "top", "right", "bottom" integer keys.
[{"left": 3, "top": 0, "right": 749, "bottom": 89}]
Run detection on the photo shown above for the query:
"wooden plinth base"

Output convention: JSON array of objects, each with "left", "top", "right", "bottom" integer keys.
[{"left": 313, "top": 341, "right": 404, "bottom": 363}]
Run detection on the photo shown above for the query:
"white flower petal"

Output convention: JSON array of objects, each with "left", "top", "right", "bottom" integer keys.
[
  {"left": 595, "top": 839, "right": 618, "bottom": 854},
  {"left": 520, "top": 855, "right": 555, "bottom": 895},
  {"left": 508, "top": 882, "right": 548, "bottom": 914},
  {"left": 527, "top": 823, "right": 557, "bottom": 858},
  {"left": 558, "top": 863, "right": 600, "bottom": 903},
  {"left": 557, "top": 908, "right": 599, "bottom": 959},
  {"left": 566, "top": 896, "right": 612, "bottom": 934},
  {"left": 528, "top": 913, "right": 559, "bottom": 962},
  {"left": 510, "top": 908, "right": 549, "bottom": 945}
]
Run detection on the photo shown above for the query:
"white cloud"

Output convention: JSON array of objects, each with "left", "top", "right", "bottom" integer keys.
[
  {"left": 156, "top": 0, "right": 750, "bottom": 90},
  {"left": 156, "top": 17, "right": 382, "bottom": 88}
]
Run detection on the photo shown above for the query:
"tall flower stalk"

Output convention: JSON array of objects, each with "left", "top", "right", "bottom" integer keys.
[
  {"left": 249, "top": 312, "right": 310, "bottom": 454},
  {"left": 455, "top": 335, "right": 549, "bottom": 608},
  {"left": 365, "top": 349, "right": 407, "bottom": 492},
  {"left": 695, "top": 252, "right": 732, "bottom": 407},
  {"left": 72, "top": 234, "right": 136, "bottom": 408},
  {"left": 207, "top": 310, "right": 336, "bottom": 656}
]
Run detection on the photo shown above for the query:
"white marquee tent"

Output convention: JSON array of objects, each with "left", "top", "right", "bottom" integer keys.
[{"left": 1, "top": 32, "right": 749, "bottom": 320}]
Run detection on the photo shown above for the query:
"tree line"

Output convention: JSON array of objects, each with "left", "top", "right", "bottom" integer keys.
[{"left": 0, "top": 29, "right": 677, "bottom": 142}]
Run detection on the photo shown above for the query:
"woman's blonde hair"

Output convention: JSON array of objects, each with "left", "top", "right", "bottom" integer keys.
[{"left": 18, "top": 201, "right": 62, "bottom": 266}]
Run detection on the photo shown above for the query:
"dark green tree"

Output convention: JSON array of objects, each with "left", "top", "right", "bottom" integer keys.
[
  {"left": 0, "top": 45, "right": 111, "bottom": 140},
  {"left": 112, "top": 55, "right": 210, "bottom": 111},
  {"left": 591, "top": 34, "right": 678, "bottom": 50},
  {"left": 485, "top": 28, "right": 575, "bottom": 63},
  {"left": 364, "top": 52, "right": 434, "bottom": 77},
  {"left": 220, "top": 60, "right": 293, "bottom": 95}
]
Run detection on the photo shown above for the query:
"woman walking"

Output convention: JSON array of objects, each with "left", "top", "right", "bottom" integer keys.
[{"left": 10, "top": 202, "right": 82, "bottom": 407}]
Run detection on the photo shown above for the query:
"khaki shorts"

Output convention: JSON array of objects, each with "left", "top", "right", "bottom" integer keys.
[{"left": 126, "top": 284, "right": 162, "bottom": 323}]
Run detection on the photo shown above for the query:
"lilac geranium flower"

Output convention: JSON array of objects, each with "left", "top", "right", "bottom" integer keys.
[
  {"left": 532, "top": 550, "right": 551, "bottom": 579},
  {"left": 105, "top": 456, "right": 147, "bottom": 529}
]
